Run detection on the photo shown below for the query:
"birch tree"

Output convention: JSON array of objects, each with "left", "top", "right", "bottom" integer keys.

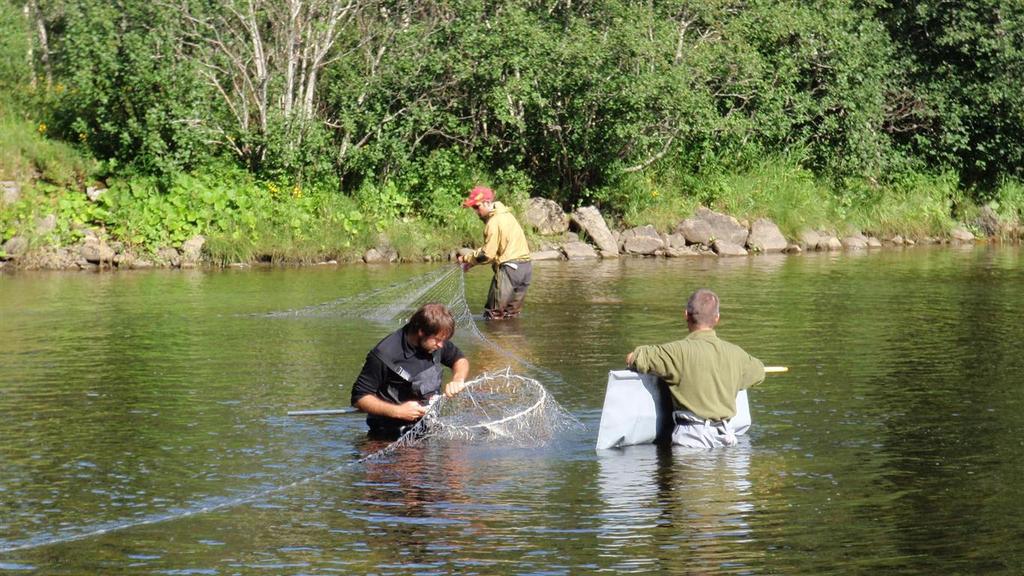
[{"left": 176, "top": 0, "right": 361, "bottom": 168}]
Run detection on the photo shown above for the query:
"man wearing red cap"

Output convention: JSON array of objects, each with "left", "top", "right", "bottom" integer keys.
[{"left": 457, "top": 186, "right": 532, "bottom": 319}]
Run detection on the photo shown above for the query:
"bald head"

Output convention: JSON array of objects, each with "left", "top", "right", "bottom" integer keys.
[{"left": 686, "top": 289, "right": 720, "bottom": 330}]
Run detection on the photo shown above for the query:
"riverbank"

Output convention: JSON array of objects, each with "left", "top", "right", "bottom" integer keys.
[
  {"left": 1, "top": 190, "right": 1019, "bottom": 273},
  {"left": 3, "top": 114, "right": 1023, "bottom": 272}
]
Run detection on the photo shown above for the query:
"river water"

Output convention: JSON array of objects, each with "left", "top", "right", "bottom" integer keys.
[{"left": 1, "top": 246, "right": 1022, "bottom": 574}]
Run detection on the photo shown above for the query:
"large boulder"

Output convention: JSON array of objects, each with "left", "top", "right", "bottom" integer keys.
[
  {"left": 841, "top": 232, "right": 869, "bottom": 250},
  {"left": 821, "top": 235, "right": 843, "bottom": 251},
  {"left": 697, "top": 207, "right": 748, "bottom": 246},
  {"left": 675, "top": 217, "right": 714, "bottom": 245},
  {"left": 801, "top": 229, "right": 841, "bottom": 251},
  {"left": 712, "top": 239, "right": 747, "bottom": 256},
  {"left": 620, "top": 225, "right": 664, "bottom": 255},
  {"left": 949, "top": 226, "right": 975, "bottom": 243},
  {"left": 570, "top": 206, "right": 618, "bottom": 256},
  {"left": 798, "top": 229, "right": 822, "bottom": 250},
  {"left": 530, "top": 249, "right": 564, "bottom": 261},
  {"left": 156, "top": 247, "right": 181, "bottom": 267},
  {"left": 525, "top": 198, "right": 569, "bottom": 235},
  {"left": 746, "top": 218, "right": 788, "bottom": 253},
  {"left": 665, "top": 244, "right": 702, "bottom": 257},
  {"left": 1, "top": 236, "right": 28, "bottom": 259},
  {"left": 676, "top": 207, "right": 749, "bottom": 247},
  {"left": 181, "top": 235, "right": 206, "bottom": 267},
  {"left": 363, "top": 248, "right": 387, "bottom": 263},
  {"left": 562, "top": 242, "right": 599, "bottom": 260},
  {"left": 80, "top": 237, "right": 115, "bottom": 263},
  {"left": 664, "top": 232, "right": 689, "bottom": 250},
  {"left": 364, "top": 247, "right": 397, "bottom": 263}
]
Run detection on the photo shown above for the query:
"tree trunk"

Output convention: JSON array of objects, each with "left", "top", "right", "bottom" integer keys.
[{"left": 26, "top": 0, "right": 52, "bottom": 89}]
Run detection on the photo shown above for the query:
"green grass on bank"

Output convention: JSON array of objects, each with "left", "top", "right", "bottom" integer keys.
[
  {"left": 2, "top": 116, "right": 486, "bottom": 263},
  {"left": 621, "top": 157, "right": 1024, "bottom": 240},
  {"left": 0, "top": 115, "right": 95, "bottom": 187},
  {"left": 3, "top": 116, "right": 1023, "bottom": 266}
]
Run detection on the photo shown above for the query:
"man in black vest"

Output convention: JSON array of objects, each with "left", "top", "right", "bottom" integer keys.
[{"left": 351, "top": 303, "right": 470, "bottom": 437}]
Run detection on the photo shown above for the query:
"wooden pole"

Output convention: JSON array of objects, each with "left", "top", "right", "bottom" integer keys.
[{"left": 287, "top": 408, "right": 358, "bottom": 416}]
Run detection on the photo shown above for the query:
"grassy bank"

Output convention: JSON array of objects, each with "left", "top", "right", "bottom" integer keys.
[
  {"left": 618, "top": 159, "right": 1024, "bottom": 240},
  {"left": 3, "top": 117, "right": 1023, "bottom": 267}
]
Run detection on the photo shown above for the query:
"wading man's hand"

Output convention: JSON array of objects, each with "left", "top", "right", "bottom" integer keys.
[
  {"left": 393, "top": 400, "right": 429, "bottom": 421},
  {"left": 445, "top": 379, "right": 467, "bottom": 398}
]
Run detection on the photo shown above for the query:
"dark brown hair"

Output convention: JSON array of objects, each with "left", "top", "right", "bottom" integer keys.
[{"left": 405, "top": 303, "right": 456, "bottom": 339}]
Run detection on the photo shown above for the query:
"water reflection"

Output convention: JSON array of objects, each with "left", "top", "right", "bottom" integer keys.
[
  {"left": 475, "top": 317, "right": 539, "bottom": 374},
  {"left": 342, "top": 437, "right": 509, "bottom": 573},
  {"left": 597, "top": 444, "right": 758, "bottom": 573},
  {"left": 5, "top": 248, "right": 1024, "bottom": 573}
]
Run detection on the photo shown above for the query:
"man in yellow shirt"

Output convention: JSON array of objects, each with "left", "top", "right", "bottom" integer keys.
[
  {"left": 626, "top": 289, "right": 765, "bottom": 448},
  {"left": 457, "top": 186, "right": 532, "bottom": 319}
]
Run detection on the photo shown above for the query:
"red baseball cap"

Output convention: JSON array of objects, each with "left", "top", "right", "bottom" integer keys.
[{"left": 462, "top": 186, "right": 494, "bottom": 208}]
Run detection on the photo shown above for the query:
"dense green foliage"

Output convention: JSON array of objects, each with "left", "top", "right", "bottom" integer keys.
[
  {"left": 878, "top": 0, "right": 1024, "bottom": 187},
  {"left": 2, "top": 0, "right": 1024, "bottom": 262}
]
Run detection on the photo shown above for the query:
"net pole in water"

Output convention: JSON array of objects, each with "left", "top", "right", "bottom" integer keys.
[{"left": 287, "top": 408, "right": 358, "bottom": 416}]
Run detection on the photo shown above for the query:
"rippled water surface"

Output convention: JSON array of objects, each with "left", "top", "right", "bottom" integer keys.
[{"left": 2, "top": 246, "right": 1023, "bottom": 574}]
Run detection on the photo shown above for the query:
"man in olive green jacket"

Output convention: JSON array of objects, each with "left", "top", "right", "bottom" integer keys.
[
  {"left": 626, "top": 289, "right": 765, "bottom": 448},
  {"left": 457, "top": 186, "right": 532, "bottom": 319}
]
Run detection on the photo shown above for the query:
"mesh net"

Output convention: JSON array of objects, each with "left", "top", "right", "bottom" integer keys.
[
  {"left": 0, "top": 266, "right": 580, "bottom": 553},
  {"left": 363, "top": 368, "right": 579, "bottom": 460},
  {"left": 266, "top": 265, "right": 581, "bottom": 457},
  {"left": 266, "top": 267, "right": 472, "bottom": 328}
]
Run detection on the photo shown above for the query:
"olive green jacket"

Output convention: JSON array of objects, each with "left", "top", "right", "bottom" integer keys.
[{"left": 630, "top": 329, "right": 765, "bottom": 420}]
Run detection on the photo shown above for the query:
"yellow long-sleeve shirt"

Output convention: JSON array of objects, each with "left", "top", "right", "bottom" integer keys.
[
  {"left": 471, "top": 202, "right": 531, "bottom": 268},
  {"left": 630, "top": 329, "right": 765, "bottom": 420}
]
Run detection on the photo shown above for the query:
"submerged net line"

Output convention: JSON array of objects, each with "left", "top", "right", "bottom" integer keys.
[
  {"left": 0, "top": 460, "right": 353, "bottom": 554},
  {"left": 1, "top": 266, "right": 578, "bottom": 554}
]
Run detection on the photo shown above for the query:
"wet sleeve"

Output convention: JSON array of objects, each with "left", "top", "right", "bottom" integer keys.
[
  {"left": 440, "top": 340, "right": 466, "bottom": 368},
  {"left": 351, "top": 352, "right": 388, "bottom": 406}
]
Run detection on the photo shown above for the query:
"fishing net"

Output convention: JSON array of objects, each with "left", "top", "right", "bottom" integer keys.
[
  {"left": 0, "top": 266, "right": 579, "bottom": 554},
  {"left": 267, "top": 264, "right": 581, "bottom": 456},
  {"left": 266, "top": 266, "right": 473, "bottom": 329},
  {"left": 363, "top": 368, "right": 579, "bottom": 461}
]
